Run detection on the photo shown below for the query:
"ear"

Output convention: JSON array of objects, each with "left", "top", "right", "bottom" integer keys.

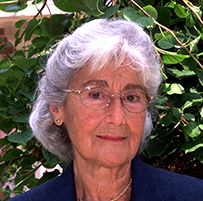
[{"left": 49, "top": 106, "right": 64, "bottom": 126}]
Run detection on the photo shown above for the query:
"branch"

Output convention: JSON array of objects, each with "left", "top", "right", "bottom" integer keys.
[
  {"left": 129, "top": 0, "right": 151, "bottom": 17},
  {"left": 164, "top": 102, "right": 189, "bottom": 124},
  {"left": 34, "top": 0, "right": 48, "bottom": 19},
  {"left": 0, "top": 160, "right": 14, "bottom": 181},
  {"left": 0, "top": 153, "right": 32, "bottom": 180},
  {"left": 182, "top": 0, "right": 203, "bottom": 25},
  {"left": 0, "top": 47, "right": 14, "bottom": 61},
  {"left": 129, "top": 0, "right": 203, "bottom": 69},
  {"left": 164, "top": 101, "right": 203, "bottom": 136}
]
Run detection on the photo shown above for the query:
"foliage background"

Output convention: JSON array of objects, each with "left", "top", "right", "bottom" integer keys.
[{"left": 0, "top": 0, "right": 202, "bottom": 199}]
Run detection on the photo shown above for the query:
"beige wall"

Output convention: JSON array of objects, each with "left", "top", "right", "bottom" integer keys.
[
  {"left": 0, "top": 16, "right": 37, "bottom": 59},
  {"left": 0, "top": 0, "right": 65, "bottom": 59}
]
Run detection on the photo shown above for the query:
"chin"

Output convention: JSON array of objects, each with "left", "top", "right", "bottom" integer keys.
[{"left": 97, "top": 152, "right": 133, "bottom": 167}]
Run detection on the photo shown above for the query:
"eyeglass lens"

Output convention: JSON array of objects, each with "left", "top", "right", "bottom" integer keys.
[{"left": 80, "top": 87, "right": 150, "bottom": 113}]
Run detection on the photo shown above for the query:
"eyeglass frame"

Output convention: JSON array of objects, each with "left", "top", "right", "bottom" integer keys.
[{"left": 63, "top": 86, "right": 154, "bottom": 113}]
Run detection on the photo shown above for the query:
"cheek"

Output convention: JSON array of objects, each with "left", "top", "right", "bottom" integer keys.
[
  {"left": 129, "top": 113, "right": 146, "bottom": 142},
  {"left": 63, "top": 100, "right": 101, "bottom": 142}
]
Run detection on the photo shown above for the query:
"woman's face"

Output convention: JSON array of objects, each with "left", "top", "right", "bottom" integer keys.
[{"left": 57, "top": 66, "right": 146, "bottom": 167}]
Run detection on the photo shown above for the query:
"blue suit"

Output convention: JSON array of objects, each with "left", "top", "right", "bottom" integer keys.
[{"left": 9, "top": 157, "right": 203, "bottom": 200}]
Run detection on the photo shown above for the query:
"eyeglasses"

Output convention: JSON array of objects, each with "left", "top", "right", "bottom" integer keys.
[{"left": 64, "top": 86, "right": 153, "bottom": 113}]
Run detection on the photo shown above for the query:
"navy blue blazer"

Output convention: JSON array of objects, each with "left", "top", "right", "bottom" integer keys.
[{"left": 9, "top": 157, "right": 203, "bottom": 200}]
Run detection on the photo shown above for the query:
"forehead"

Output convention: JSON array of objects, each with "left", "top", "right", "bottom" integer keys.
[{"left": 70, "top": 65, "right": 143, "bottom": 90}]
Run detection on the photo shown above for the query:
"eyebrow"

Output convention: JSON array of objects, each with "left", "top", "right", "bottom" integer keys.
[
  {"left": 81, "top": 80, "right": 145, "bottom": 91},
  {"left": 81, "top": 80, "right": 109, "bottom": 88},
  {"left": 123, "top": 84, "right": 145, "bottom": 91}
]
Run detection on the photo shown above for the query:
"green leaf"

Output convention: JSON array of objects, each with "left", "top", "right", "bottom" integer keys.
[
  {"left": 13, "top": 71, "right": 24, "bottom": 80},
  {"left": 199, "top": 124, "right": 203, "bottom": 130},
  {"left": 136, "top": 16, "right": 154, "bottom": 27},
  {"left": 24, "top": 19, "right": 39, "bottom": 42},
  {"left": 147, "top": 129, "right": 172, "bottom": 158},
  {"left": 5, "top": 0, "right": 27, "bottom": 11},
  {"left": 15, "top": 37, "right": 22, "bottom": 47},
  {"left": 181, "top": 57, "right": 197, "bottom": 70},
  {"left": 53, "top": 0, "right": 75, "bottom": 12},
  {"left": 161, "top": 114, "right": 174, "bottom": 127},
  {"left": 70, "top": 0, "right": 103, "bottom": 12},
  {"left": 0, "top": 68, "right": 13, "bottom": 87},
  {"left": 15, "top": 28, "right": 20, "bottom": 40},
  {"left": 162, "top": 53, "right": 190, "bottom": 64},
  {"left": 154, "top": 95, "right": 168, "bottom": 104},
  {"left": 8, "top": 100, "right": 25, "bottom": 115},
  {"left": 191, "top": 148, "right": 203, "bottom": 164},
  {"left": 200, "top": 107, "right": 203, "bottom": 118},
  {"left": 181, "top": 101, "right": 194, "bottom": 110},
  {"left": 162, "top": 83, "right": 185, "bottom": 95},
  {"left": 8, "top": 130, "right": 33, "bottom": 146},
  {"left": 183, "top": 113, "right": 195, "bottom": 121},
  {"left": 156, "top": 6, "right": 171, "bottom": 27},
  {"left": 6, "top": 4, "right": 21, "bottom": 11},
  {"left": 15, "top": 19, "right": 27, "bottom": 28},
  {"left": 165, "top": 0, "right": 175, "bottom": 8},
  {"left": 166, "top": 67, "right": 196, "bottom": 79},
  {"left": 158, "top": 35, "right": 177, "bottom": 49},
  {"left": 2, "top": 149, "right": 22, "bottom": 162},
  {"left": 123, "top": 7, "right": 154, "bottom": 27},
  {"left": 196, "top": 68, "right": 203, "bottom": 86},
  {"left": 13, "top": 50, "right": 26, "bottom": 58},
  {"left": 183, "top": 122, "right": 201, "bottom": 138},
  {"left": 123, "top": 7, "right": 140, "bottom": 22},
  {"left": 102, "top": 5, "right": 119, "bottom": 18},
  {"left": 13, "top": 114, "right": 29, "bottom": 123},
  {"left": 139, "top": 5, "right": 158, "bottom": 20},
  {"left": 189, "top": 34, "right": 202, "bottom": 53},
  {"left": 15, "top": 58, "right": 37, "bottom": 72},
  {"left": 172, "top": 107, "right": 182, "bottom": 119},
  {"left": 42, "top": 148, "right": 62, "bottom": 167},
  {"left": 186, "top": 8, "right": 202, "bottom": 27},
  {"left": 31, "top": 36, "right": 50, "bottom": 48},
  {"left": 41, "top": 15, "right": 67, "bottom": 39},
  {"left": 19, "top": 90, "right": 34, "bottom": 100},
  {"left": 174, "top": 3, "right": 187, "bottom": 18},
  {"left": 0, "top": 1, "right": 27, "bottom": 12},
  {"left": 182, "top": 137, "right": 203, "bottom": 154},
  {"left": 0, "top": 137, "right": 10, "bottom": 147},
  {"left": 0, "top": 119, "right": 16, "bottom": 134},
  {"left": 184, "top": 143, "right": 203, "bottom": 154}
]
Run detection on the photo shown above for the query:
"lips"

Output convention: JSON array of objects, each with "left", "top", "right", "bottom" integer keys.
[{"left": 97, "top": 135, "right": 126, "bottom": 142}]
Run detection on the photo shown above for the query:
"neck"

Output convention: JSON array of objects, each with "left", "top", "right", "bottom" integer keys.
[{"left": 73, "top": 157, "right": 132, "bottom": 201}]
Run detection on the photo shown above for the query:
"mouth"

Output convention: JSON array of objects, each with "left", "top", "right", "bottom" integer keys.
[{"left": 97, "top": 135, "right": 127, "bottom": 142}]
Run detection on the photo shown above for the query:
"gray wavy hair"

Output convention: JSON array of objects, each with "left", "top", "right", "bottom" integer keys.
[{"left": 29, "top": 19, "right": 162, "bottom": 161}]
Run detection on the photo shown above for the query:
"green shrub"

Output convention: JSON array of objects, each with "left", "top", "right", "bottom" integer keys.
[{"left": 0, "top": 0, "right": 202, "bottom": 199}]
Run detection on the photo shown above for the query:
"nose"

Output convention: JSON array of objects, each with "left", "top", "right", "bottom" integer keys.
[{"left": 105, "top": 96, "right": 126, "bottom": 126}]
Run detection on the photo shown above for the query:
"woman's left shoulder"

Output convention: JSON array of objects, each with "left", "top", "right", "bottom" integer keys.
[{"left": 131, "top": 157, "right": 203, "bottom": 200}]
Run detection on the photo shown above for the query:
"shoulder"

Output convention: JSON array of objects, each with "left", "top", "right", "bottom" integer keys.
[
  {"left": 9, "top": 162, "right": 76, "bottom": 201},
  {"left": 131, "top": 157, "right": 203, "bottom": 201}
]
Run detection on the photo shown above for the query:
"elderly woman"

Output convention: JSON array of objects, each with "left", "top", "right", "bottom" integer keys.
[{"left": 10, "top": 19, "right": 203, "bottom": 201}]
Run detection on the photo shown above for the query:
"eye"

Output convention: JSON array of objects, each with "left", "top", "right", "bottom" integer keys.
[
  {"left": 90, "top": 91, "right": 103, "bottom": 99},
  {"left": 126, "top": 94, "right": 139, "bottom": 102},
  {"left": 88, "top": 88, "right": 106, "bottom": 99},
  {"left": 123, "top": 91, "right": 143, "bottom": 103}
]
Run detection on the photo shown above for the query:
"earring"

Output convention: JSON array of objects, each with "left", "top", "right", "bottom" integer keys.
[{"left": 56, "top": 119, "right": 60, "bottom": 123}]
